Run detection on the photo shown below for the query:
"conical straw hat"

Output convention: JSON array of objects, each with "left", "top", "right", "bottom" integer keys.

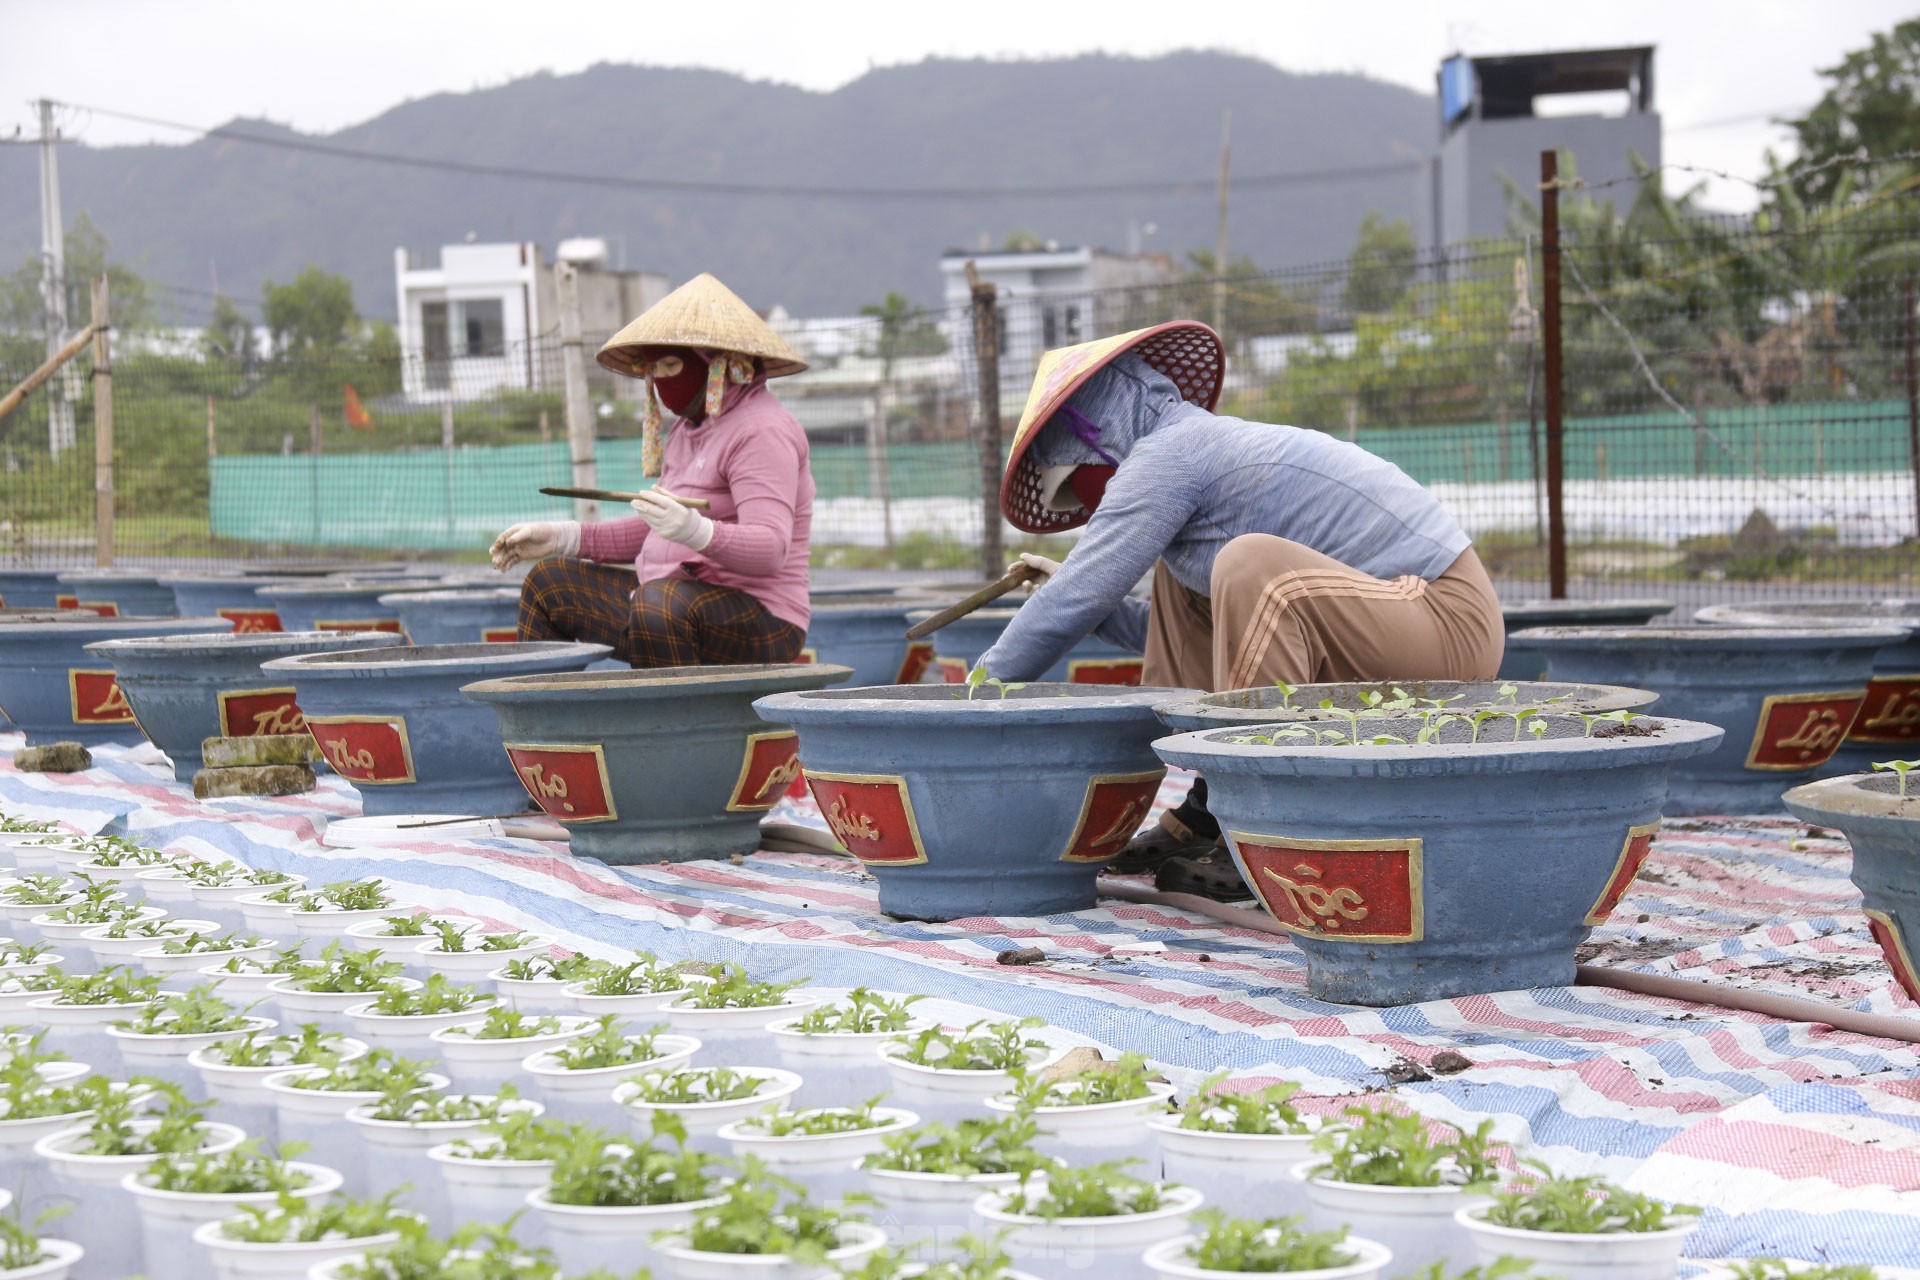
[
  {"left": 596, "top": 273, "right": 808, "bottom": 379},
  {"left": 1000, "top": 321, "right": 1224, "bottom": 534}
]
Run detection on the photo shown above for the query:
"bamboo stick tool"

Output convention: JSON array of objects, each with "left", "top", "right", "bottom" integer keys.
[
  {"left": 539, "top": 486, "right": 710, "bottom": 510},
  {"left": 904, "top": 563, "right": 1041, "bottom": 640}
]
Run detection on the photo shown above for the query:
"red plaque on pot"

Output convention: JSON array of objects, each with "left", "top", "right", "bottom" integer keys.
[
  {"left": 68, "top": 669, "right": 135, "bottom": 725},
  {"left": 936, "top": 657, "right": 969, "bottom": 685},
  {"left": 1866, "top": 908, "right": 1920, "bottom": 1004},
  {"left": 1231, "top": 833, "right": 1425, "bottom": 943},
  {"left": 481, "top": 627, "right": 518, "bottom": 643},
  {"left": 217, "top": 687, "right": 306, "bottom": 737},
  {"left": 895, "top": 641, "right": 934, "bottom": 685},
  {"left": 315, "top": 618, "right": 404, "bottom": 634},
  {"left": 58, "top": 597, "right": 119, "bottom": 617},
  {"left": 504, "top": 744, "right": 617, "bottom": 823},
  {"left": 218, "top": 608, "right": 283, "bottom": 633},
  {"left": 1584, "top": 821, "right": 1660, "bottom": 926},
  {"left": 1060, "top": 769, "right": 1166, "bottom": 863},
  {"left": 795, "top": 648, "right": 818, "bottom": 664},
  {"left": 305, "top": 715, "right": 415, "bottom": 784},
  {"left": 1850, "top": 675, "right": 1920, "bottom": 745},
  {"left": 1745, "top": 690, "right": 1864, "bottom": 771},
  {"left": 1067, "top": 658, "right": 1145, "bottom": 686},
  {"left": 54, "top": 594, "right": 76, "bottom": 609},
  {"left": 804, "top": 772, "right": 927, "bottom": 865},
  {"left": 726, "top": 731, "right": 804, "bottom": 812}
]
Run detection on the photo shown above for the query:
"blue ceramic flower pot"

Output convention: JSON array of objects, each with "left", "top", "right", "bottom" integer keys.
[
  {"left": 83, "top": 630, "right": 397, "bottom": 782},
  {"left": 0, "top": 571, "right": 62, "bottom": 609},
  {"left": 804, "top": 598, "right": 926, "bottom": 687},
  {"left": 52, "top": 571, "right": 180, "bottom": 618},
  {"left": 1152, "top": 679, "right": 1659, "bottom": 734},
  {"left": 0, "top": 615, "right": 234, "bottom": 746},
  {"left": 377, "top": 588, "right": 523, "bottom": 647},
  {"left": 1499, "top": 599, "right": 1674, "bottom": 680},
  {"left": 1517, "top": 626, "right": 1905, "bottom": 815},
  {"left": 260, "top": 578, "right": 461, "bottom": 637},
  {"left": 1783, "top": 773, "right": 1920, "bottom": 1006},
  {"left": 261, "top": 641, "right": 610, "bottom": 817},
  {"left": 754, "top": 683, "right": 1193, "bottom": 920},
  {"left": 463, "top": 663, "right": 853, "bottom": 864},
  {"left": 906, "top": 606, "right": 1145, "bottom": 686},
  {"left": 162, "top": 575, "right": 308, "bottom": 633},
  {"left": 1153, "top": 713, "right": 1726, "bottom": 1005},
  {"left": 1698, "top": 601, "right": 1920, "bottom": 779}
]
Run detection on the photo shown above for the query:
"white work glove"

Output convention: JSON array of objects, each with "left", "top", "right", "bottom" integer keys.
[
  {"left": 490, "top": 520, "right": 580, "bottom": 572},
  {"left": 1013, "top": 551, "right": 1063, "bottom": 594},
  {"left": 630, "top": 490, "right": 715, "bottom": 551}
]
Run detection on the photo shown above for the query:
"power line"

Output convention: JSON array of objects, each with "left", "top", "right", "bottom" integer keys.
[
  {"left": 53, "top": 99, "right": 1423, "bottom": 201},
  {"left": 1666, "top": 106, "right": 1807, "bottom": 135}
]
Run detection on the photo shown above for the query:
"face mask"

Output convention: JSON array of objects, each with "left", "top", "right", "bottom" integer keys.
[
  {"left": 640, "top": 346, "right": 710, "bottom": 418},
  {"left": 1069, "top": 465, "right": 1115, "bottom": 513}
]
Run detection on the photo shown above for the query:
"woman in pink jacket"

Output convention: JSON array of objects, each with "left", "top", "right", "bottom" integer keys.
[{"left": 489, "top": 274, "right": 814, "bottom": 666}]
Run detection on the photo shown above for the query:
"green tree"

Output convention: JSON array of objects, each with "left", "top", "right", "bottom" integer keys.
[
  {"left": 0, "top": 212, "right": 152, "bottom": 351},
  {"left": 858, "top": 292, "right": 947, "bottom": 381},
  {"left": 1179, "top": 251, "right": 1317, "bottom": 339},
  {"left": 1342, "top": 213, "right": 1419, "bottom": 315},
  {"left": 1786, "top": 18, "right": 1920, "bottom": 206},
  {"left": 202, "top": 295, "right": 253, "bottom": 362},
  {"left": 261, "top": 266, "right": 357, "bottom": 358}
]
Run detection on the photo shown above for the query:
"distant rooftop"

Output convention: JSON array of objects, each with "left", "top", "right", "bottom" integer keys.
[{"left": 1440, "top": 44, "right": 1655, "bottom": 133}]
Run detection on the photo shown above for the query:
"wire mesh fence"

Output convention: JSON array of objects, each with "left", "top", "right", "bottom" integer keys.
[{"left": 3, "top": 177, "right": 1920, "bottom": 598}]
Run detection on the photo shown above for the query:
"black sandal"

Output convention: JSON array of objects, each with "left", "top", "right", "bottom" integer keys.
[
  {"left": 1106, "top": 818, "right": 1220, "bottom": 875},
  {"left": 1156, "top": 849, "right": 1253, "bottom": 902}
]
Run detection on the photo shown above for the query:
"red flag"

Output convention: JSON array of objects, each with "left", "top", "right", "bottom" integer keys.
[{"left": 344, "top": 384, "right": 374, "bottom": 430}]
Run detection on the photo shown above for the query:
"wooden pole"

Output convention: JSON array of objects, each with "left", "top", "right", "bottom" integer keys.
[
  {"left": 1904, "top": 275, "right": 1920, "bottom": 541},
  {"left": 90, "top": 276, "right": 113, "bottom": 567},
  {"left": 1213, "top": 108, "right": 1232, "bottom": 340},
  {"left": 0, "top": 323, "right": 95, "bottom": 424},
  {"left": 205, "top": 395, "right": 217, "bottom": 459},
  {"left": 966, "top": 262, "right": 1004, "bottom": 581},
  {"left": 1540, "top": 150, "right": 1568, "bottom": 599},
  {"left": 309, "top": 402, "right": 322, "bottom": 544},
  {"left": 557, "top": 264, "right": 598, "bottom": 522}
]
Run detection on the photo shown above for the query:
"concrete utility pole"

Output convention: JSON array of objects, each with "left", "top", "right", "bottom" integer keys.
[
  {"left": 37, "top": 99, "right": 74, "bottom": 457},
  {"left": 556, "top": 264, "right": 598, "bottom": 522},
  {"left": 1212, "top": 108, "right": 1231, "bottom": 341}
]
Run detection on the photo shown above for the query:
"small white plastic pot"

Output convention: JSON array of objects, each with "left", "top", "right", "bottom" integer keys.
[
  {"left": 662, "top": 994, "right": 819, "bottom": 1042},
  {"left": 33, "top": 1119, "right": 248, "bottom": 1185},
  {"left": 417, "top": 934, "right": 556, "bottom": 984},
  {"left": 124, "top": 1159, "right": 342, "bottom": 1280},
  {"left": 985, "top": 1082, "right": 1177, "bottom": 1153},
  {"left": 429, "top": 1014, "right": 594, "bottom": 1090},
  {"left": 527, "top": 1187, "right": 731, "bottom": 1279},
  {"left": 765, "top": 1016, "right": 931, "bottom": 1109},
  {"left": 343, "top": 995, "right": 501, "bottom": 1060},
  {"left": 522, "top": 1032, "right": 700, "bottom": 1120},
  {"left": 1292, "top": 1163, "right": 1490, "bottom": 1277},
  {"left": 427, "top": 1139, "right": 556, "bottom": 1234},
  {"left": 107, "top": 1015, "right": 278, "bottom": 1088},
  {"left": 188, "top": 1035, "right": 369, "bottom": 1143},
  {"left": 287, "top": 904, "right": 405, "bottom": 938},
  {"left": 490, "top": 968, "right": 580, "bottom": 1015},
  {"left": 877, "top": 1043, "right": 1059, "bottom": 1123},
  {"left": 654, "top": 1221, "right": 887, "bottom": 1280},
  {"left": 716, "top": 1107, "right": 917, "bottom": 1198},
  {"left": 190, "top": 1217, "right": 403, "bottom": 1280},
  {"left": 345, "top": 1095, "right": 544, "bottom": 1232},
  {"left": 232, "top": 892, "right": 303, "bottom": 939},
  {"left": 134, "top": 939, "right": 276, "bottom": 977},
  {"left": 83, "top": 919, "right": 222, "bottom": 965},
  {"left": 1454, "top": 1203, "right": 1699, "bottom": 1280},
  {"left": 33, "top": 903, "right": 161, "bottom": 947},
  {"left": 190, "top": 875, "right": 307, "bottom": 929},
  {"left": 131, "top": 867, "right": 200, "bottom": 907},
  {"left": 28, "top": 995, "right": 161, "bottom": 1073},
  {"left": 6, "top": 837, "right": 86, "bottom": 874},
  {"left": 614, "top": 1066, "right": 805, "bottom": 1137},
  {"left": 339, "top": 915, "right": 465, "bottom": 954},
  {"left": 0, "top": 979, "right": 65, "bottom": 1020},
  {"left": 975, "top": 1183, "right": 1205, "bottom": 1280},
  {"left": 1146, "top": 1116, "right": 1326, "bottom": 1220},
  {"left": 1141, "top": 1233, "right": 1394, "bottom": 1280},
  {"left": 860, "top": 1163, "right": 1028, "bottom": 1248},
  {"left": 563, "top": 978, "right": 698, "bottom": 1021},
  {"left": 261, "top": 1066, "right": 451, "bottom": 1197},
  {"left": 70, "top": 859, "right": 178, "bottom": 897},
  {"left": 0, "top": 1237, "right": 83, "bottom": 1280},
  {"left": 0, "top": 951, "right": 62, "bottom": 982},
  {"left": 267, "top": 975, "right": 422, "bottom": 1036}
]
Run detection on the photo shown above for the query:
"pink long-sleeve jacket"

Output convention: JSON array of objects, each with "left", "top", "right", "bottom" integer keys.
[{"left": 577, "top": 379, "right": 814, "bottom": 630}]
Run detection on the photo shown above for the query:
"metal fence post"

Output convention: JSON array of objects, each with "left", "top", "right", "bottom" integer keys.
[
  {"left": 558, "top": 264, "right": 598, "bottom": 523},
  {"left": 967, "top": 263, "right": 1004, "bottom": 580},
  {"left": 1905, "top": 275, "right": 1920, "bottom": 541},
  {"left": 89, "top": 275, "right": 112, "bottom": 567},
  {"left": 1540, "top": 151, "right": 1568, "bottom": 599}
]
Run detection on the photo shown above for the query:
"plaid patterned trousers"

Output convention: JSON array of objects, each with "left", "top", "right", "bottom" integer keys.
[{"left": 517, "top": 558, "right": 805, "bottom": 668}]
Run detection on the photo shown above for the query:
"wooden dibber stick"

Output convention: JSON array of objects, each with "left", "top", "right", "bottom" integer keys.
[
  {"left": 538, "top": 486, "right": 711, "bottom": 510},
  {"left": 903, "top": 562, "right": 1041, "bottom": 640}
]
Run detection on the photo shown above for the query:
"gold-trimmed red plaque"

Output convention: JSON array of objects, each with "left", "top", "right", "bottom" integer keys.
[
  {"left": 1850, "top": 674, "right": 1920, "bottom": 746},
  {"left": 218, "top": 608, "right": 283, "bottom": 634},
  {"left": 305, "top": 714, "right": 416, "bottom": 784},
  {"left": 895, "top": 641, "right": 935, "bottom": 685},
  {"left": 503, "top": 743, "right": 617, "bottom": 823},
  {"left": 1066, "top": 657, "right": 1146, "bottom": 686},
  {"left": 481, "top": 627, "right": 519, "bottom": 643},
  {"left": 216, "top": 687, "right": 306, "bottom": 738},
  {"left": 68, "top": 669, "right": 135, "bottom": 725},
  {"left": 1059, "top": 769, "right": 1166, "bottom": 863},
  {"left": 314, "top": 618, "right": 404, "bottom": 634},
  {"left": 725, "top": 731, "right": 804, "bottom": 813},
  {"left": 935, "top": 657, "right": 969, "bottom": 685},
  {"left": 795, "top": 647, "right": 818, "bottom": 664},
  {"left": 1229, "top": 831, "right": 1425, "bottom": 943},
  {"left": 803, "top": 770, "right": 928, "bottom": 866},
  {"left": 1744, "top": 689, "right": 1865, "bottom": 771},
  {"left": 1583, "top": 820, "right": 1661, "bottom": 926}
]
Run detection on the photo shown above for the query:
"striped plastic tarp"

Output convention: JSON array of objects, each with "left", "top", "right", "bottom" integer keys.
[{"left": 3, "top": 740, "right": 1918, "bottom": 1266}]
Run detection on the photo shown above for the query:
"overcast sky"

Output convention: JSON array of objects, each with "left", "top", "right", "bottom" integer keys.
[{"left": 2, "top": 0, "right": 1910, "bottom": 211}]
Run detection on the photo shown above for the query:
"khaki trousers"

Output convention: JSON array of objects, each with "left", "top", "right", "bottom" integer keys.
[{"left": 1143, "top": 537, "right": 1504, "bottom": 693}]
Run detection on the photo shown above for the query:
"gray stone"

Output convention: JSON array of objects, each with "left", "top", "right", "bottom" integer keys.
[
  {"left": 12, "top": 742, "right": 92, "bottom": 773},
  {"left": 193, "top": 764, "right": 316, "bottom": 799},
  {"left": 201, "top": 735, "right": 319, "bottom": 768}
]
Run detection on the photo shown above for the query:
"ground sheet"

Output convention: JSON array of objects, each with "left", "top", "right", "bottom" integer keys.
[{"left": 3, "top": 740, "right": 1918, "bottom": 1269}]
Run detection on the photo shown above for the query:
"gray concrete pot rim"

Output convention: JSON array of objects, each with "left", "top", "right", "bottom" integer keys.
[
  {"left": 1500, "top": 598, "right": 1674, "bottom": 620},
  {"left": 53, "top": 570, "right": 166, "bottom": 585},
  {"left": 759, "top": 682, "right": 1196, "bottom": 724},
  {"left": 1511, "top": 624, "right": 1909, "bottom": 649},
  {"left": 260, "top": 578, "right": 469, "bottom": 600},
  {"left": 262, "top": 640, "right": 609, "bottom": 676},
  {"left": 1155, "top": 713, "right": 1726, "bottom": 777},
  {"left": 1154, "top": 679, "right": 1656, "bottom": 725},
  {"left": 374, "top": 587, "right": 522, "bottom": 606},
  {"left": 1784, "top": 774, "right": 1920, "bottom": 833},
  {"left": 0, "top": 611, "right": 72, "bottom": 624},
  {"left": 1696, "top": 601, "right": 1920, "bottom": 628},
  {"left": 465, "top": 661, "right": 852, "bottom": 703},
  {"left": 156, "top": 573, "right": 309, "bottom": 587},
  {"left": 0, "top": 617, "right": 233, "bottom": 637},
  {"left": 0, "top": 568, "right": 60, "bottom": 576},
  {"left": 84, "top": 631, "right": 396, "bottom": 658}
]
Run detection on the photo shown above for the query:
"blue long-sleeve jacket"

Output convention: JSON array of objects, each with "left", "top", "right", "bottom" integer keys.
[{"left": 979, "top": 353, "right": 1473, "bottom": 682}]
